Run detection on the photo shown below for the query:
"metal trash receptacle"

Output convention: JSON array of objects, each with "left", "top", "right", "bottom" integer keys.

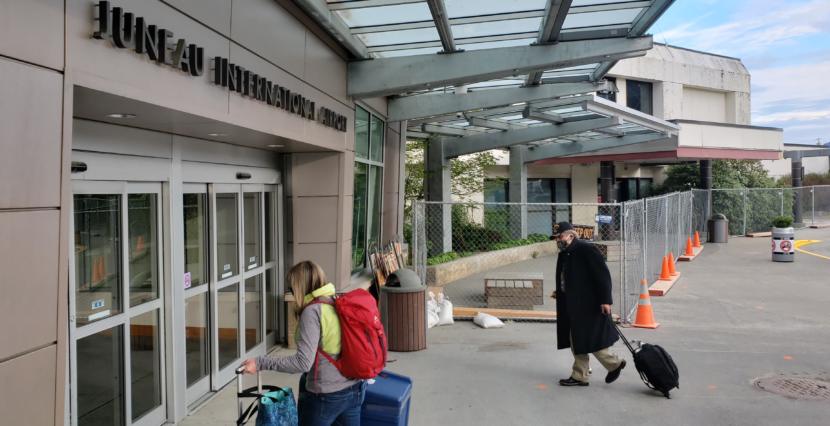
[
  {"left": 381, "top": 269, "right": 426, "bottom": 352},
  {"left": 708, "top": 214, "right": 729, "bottom": 243}
]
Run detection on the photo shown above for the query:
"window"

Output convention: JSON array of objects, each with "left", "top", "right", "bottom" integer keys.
[
  {"left": 352, "top": 106, "right": 384, "bottom": 271},
  {"left": 598, "top": 177, "right": 653, "bottom": 202},
  {"left": 626, "top": 79, "right": 653, "bottom": 114},
  {"left": 527, "top": 178, "right": 572, "bottom": 235}
]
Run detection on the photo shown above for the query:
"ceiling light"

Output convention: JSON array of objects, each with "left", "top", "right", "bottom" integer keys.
[
  {"left": 207, "top": 133, "right": 227, "bottom": 137},
  {"left": 267, "top": 144, "right": 285, "bottom": 148},
  {"left": 105, "top": 113, "right": 136, "bottom": 119}
]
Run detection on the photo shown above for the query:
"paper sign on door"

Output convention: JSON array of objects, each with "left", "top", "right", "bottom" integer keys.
[{"left": 184, "top": 272, "right": 192, "bottom": 289}]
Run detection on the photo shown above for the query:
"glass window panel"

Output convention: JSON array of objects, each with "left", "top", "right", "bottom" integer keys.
[
  {"left": 218, "top": 284, "right": 239, "bottom": 369},
  {"left": 216, "top": 193, "right": 239, "bottom": 280},
  {"left": 183, "top": 193, "right": 209, "bottom": 289},
  {"left": 370, "top": 115, "right": 384, "bottom": 162},
  {"left": 130, "top": 310, "right": 162, "bottom": 421},
  {"left": 77, "top": 325, "right": 124, "bottom": 426},
  {"left": 245, "top": 275, "right": 263, "bottom": 352},
  {"left": 562, "top": 8, "right": 644, "bottom": 29},
  {"left": 334, "top": 3, "right": 432, "bottom": 27},
  {"left": 244, "top": 193, "right": 262, "bottom": 270},
  {"left": 185, "top": 293, "right": 210, "bottom": 387},
  {"left": 265, "top": 192, "right": 275, "bottom": 262},
  {"left": 266, "top": 269, "right": 277, "bottom": 341},
  {"left": 368, "top": 166, "right": 383, "bottom": 249},
  {"left": 626, "top": 79, "right": 653, "bottom": 114},
  {"left": 374, "top": 46, "right": 442, "bottom": 57},
  {"left": 74, "top": 194, "right": 122, "bottom": 325},
  {"left": 356, "top": 27, "right": 439, "bottom": 47},
  {"left": 352, "top": 163, "right": 369, "bottom": 270},
  {"left": 128, "top": 194, "right": 159, "bottom": 306},
  {"left": 451, "top": 18, "right": 542, "bottom": 39},
  {"left": 457, "top": 38, "right": 537, "bottom": 51},
  {"left": 355, "top": 107, "right": 370, "bottom": 160},
  {"left": 445, "top": 0, "right": 546, "bottom": 18}
]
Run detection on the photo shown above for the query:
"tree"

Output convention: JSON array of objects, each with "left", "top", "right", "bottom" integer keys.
[
  {"left": 655, "top": 159, "right": 775, "bottom": 194},
  {"left": 403, "top": 139, "right": 497, "bottom": 243}
]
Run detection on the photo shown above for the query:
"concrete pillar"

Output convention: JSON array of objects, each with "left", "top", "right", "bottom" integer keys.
[
  {"left": 508, "top": 146, "right": 528, "bottom": 239},
  {"left": 425, "top": 137, "right": 452, "bottom": 256},
  {"left": 792, "top": 157, "right": 803, "bottom": 225},
  {"left": 600, "top": 161, "right": 615, "bottom": 203}
]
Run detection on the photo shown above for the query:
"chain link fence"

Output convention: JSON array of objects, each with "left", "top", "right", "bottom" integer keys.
[{"left": 411, "top": 186, "right": 830, "bottom": 324}]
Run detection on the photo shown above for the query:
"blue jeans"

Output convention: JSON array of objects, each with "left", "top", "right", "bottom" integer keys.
[{"left": 297, "top": 374, "right": 365, "bottom": 426}]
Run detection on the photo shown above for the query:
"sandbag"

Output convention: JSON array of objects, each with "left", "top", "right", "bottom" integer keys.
[
  {"left": 473, "top": 312, "right": 504, "bottom": 329},
  {"left": 435, "top": 293, "right": 454, "bottom": 326}
]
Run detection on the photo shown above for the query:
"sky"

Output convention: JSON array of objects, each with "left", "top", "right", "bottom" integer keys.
[{"left": 650, "top": 0, "right": 830, "bottom": 146}]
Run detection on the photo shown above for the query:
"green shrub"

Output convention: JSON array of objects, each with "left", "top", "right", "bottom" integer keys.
[
  {"left": 427, "top": 252, "right": 460, "bottom": 265},
  {"left": 772, "top": 216, "right": 793, "bottom": 228},
  {"left": 452, "top": 223, "right": 506, "bottom": 252}
]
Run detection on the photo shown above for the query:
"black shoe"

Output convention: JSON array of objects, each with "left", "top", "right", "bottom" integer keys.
[
  {"left": 605, "top": 360, "right": 626, "bottom": 384},
  {"left": 559, "top": 377, "right": 589, "bottom": 387}
]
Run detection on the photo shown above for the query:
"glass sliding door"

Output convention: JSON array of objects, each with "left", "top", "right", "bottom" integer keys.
[
  {"left": 183, "top": 185, "right": 211, "bottom": 405},
  {"left": 71, "top": 181, "right": 166, "bottom": 426}
]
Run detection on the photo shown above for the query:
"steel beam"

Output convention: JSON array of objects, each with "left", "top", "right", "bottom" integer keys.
[
  {"left": 328, "top": 0, "right": 422, "bottom": 10},
  {"left": 387, "top": 81, "right": 607, "bottom": 122},
  {"left": 630, "top": 0, "right": 676, "bottom": 36},
  {"left": 527, "top": 0, "right": 573, "bottom": 85},
  {"left": 585, "top": 95, "right": 679, "bottom": 133},
  {"left": 426, "top": 0, "right": 457, "bottom": 53},
  {"left": 444, "top": 117, "right": 621, "bottom": 158},
  {"left": 466, "top": 116, "right": 528, "bottom": 131},
  {"left": 421, "top": 124, "right": 481, "bottom": 137},
  {"left": 348, "top": 36, "right": 653, "bottom": 97},
  {"left": 525, "top": 133, "right": 666, "bottom": 162},
  {"left": 523, "top": 106, "right": 565, "bottom": 124},
  {"left": 294, "top": 0, "right": 369, "bottom": 58}
]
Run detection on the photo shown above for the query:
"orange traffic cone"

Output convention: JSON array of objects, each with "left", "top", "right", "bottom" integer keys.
[
  {"left": 685, "top": 237, "right": 694, "bottom": 256},
  {"left": 693, "top": 231, "right": 702, "bottom": 248},
  {"left": 633, "top": 279, "right": 660, "bottom": 329},
  {"left": 668, "top": 252, "right": 678, "bottom": 276},
  {"left": 659, "top": 255, "right": 671, "bottom": 280}
]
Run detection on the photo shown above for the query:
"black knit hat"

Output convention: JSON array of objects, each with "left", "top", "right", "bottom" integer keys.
[{"left": 552, "top": 222, "right": 574, "bottom": 237}]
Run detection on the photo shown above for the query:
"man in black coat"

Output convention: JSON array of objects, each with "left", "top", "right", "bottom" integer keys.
[{"left": 552, "top": 222, "right": 626, "bottom": 386}]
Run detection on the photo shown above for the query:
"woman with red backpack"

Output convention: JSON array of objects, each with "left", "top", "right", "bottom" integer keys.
[{"left": 240, "top": 261, "right": 369, "bottom": 426}]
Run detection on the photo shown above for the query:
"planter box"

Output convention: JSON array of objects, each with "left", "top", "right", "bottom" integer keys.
[{"left": 426, "top": 240, "right": 558, "bottom": 287}]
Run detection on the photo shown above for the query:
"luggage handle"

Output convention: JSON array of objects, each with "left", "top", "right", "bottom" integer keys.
[
  {"left": 606, "top": 314, "right": 638, "bottom": 355},
  {"left": 235, "top": 367, "right": 291, "bottom": 425}
]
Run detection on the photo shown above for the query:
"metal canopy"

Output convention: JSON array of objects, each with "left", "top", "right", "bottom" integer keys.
[{"left": 300, "top": 0, "right": 676, "bottom": 161}]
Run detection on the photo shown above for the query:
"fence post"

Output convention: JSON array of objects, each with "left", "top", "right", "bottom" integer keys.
[
  {"left": 620, "top": 203, "right": 626, "bottom": 322},
  {"left": 742, "top": 190, "right": 747, "bottom": 236},
  {"left": 642, "top": 200, "right": 648, "bottom": 284},
  {"left": 780, "top": 189, "right": 784, "bottom": 216},
  {"left": 664, "top": 196, "right": 669, "bottom": 255},
  {"left": 812, "top": 186, "right": 816, "bottom": 225}
]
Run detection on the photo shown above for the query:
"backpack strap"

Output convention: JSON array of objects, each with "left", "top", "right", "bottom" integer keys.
[{"left": 306, "top": 298, "right": 339, "bottom": 384}]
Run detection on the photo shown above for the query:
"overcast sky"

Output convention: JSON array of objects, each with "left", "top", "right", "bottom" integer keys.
[{"left": 651, "top": 0, "right": 830, "bottom": 145}]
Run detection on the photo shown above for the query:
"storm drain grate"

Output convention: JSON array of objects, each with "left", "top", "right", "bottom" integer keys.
[{"left": 754, "top": 375, "right": 830, "bottom": 401}]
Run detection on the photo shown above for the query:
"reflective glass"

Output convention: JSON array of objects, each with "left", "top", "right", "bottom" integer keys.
[
  {"left": 244, "top": 193, "right": 262, "bottom": 270},
  {"left": 562, "top": 8, "right": 643, "bottom": 29},
  {"left": 445, "top": 0, "right": 546, "bottom": 18},
  {"left": 335, "top": 3, "right": 432, "bottom": 27},
  {"left": 218, "top": 284, "right": 240, "bottom": 369},
  {"left": 368, "top": 166, "right": 383, "bottom": 250},
  {"left": 352, "top": 163, "right": 368, "bottom": 270},
  {"left": 185, "top": 293, "right": 210, "bottom": 386},
  {"left": 130, "top": 310, "right": 162, "bottom": 421},
  {"left": 216, "top": 193, "right": 239, "bottom": 280},
  {"left": 370, "top": 115, "right": 384, "bottom": 162},
  {"left": 451, "top": 18, "right": 542, "bottom": 39},
  {"left": 74, "top": 194, "right": 122, "bottom": 325},
  {"left": 356, "top": 107, "right": 370, "bottom": 159},
  {"left": 374, "top": 46, "right": 441, "bottom": 58},
  {"left": 458, "top": 38, "right": 536, "bottom": 51},
  {"left": 77, "top": 325, "right": 124, "bottom": 426},
  {"left": 357, "top": 27, "right": 439, "bottom": 47},
  {"left": 245, "top": 275, "right": 263, "bottom": 352},
  {"left": 128, "top": 194, "right": 159, "bottom": 306},
  {"left": 265, "top": 192, "right": 275, "bottom": 262},
  {"left": 183, "top": 193, "right": 209, "bottom": 288}
]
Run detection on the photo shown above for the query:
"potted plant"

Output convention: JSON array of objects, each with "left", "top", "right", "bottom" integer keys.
[{"left": 771, "top": 215, "right": 795, "bottom": 262}]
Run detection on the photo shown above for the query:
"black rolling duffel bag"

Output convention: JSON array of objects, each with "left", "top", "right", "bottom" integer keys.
[{"left": 612, "top": 319, "right": 679, "bottom": 398}]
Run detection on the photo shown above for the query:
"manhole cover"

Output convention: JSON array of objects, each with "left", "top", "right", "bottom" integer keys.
[{"left": 754, "top": 375, "right": 830, "bottom": 401}]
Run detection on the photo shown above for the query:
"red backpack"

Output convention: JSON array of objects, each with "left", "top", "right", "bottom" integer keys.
[{"left": 312, "top": 289, "right": 387, "bottom": 379}]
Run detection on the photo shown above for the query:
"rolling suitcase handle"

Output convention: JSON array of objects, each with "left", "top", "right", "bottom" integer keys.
[
  {"left": 606, "top": 314, "right": 638, "bottom": 355},
  {"left": 236, "top": 367, "right": 263, "bottom": 424}
]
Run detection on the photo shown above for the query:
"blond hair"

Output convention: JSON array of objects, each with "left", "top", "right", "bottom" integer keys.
[{"left": 287, "top": 260, "right": 327, "bottom": 315}]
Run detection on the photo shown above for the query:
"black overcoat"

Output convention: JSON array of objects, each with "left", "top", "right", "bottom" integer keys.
[{"left": 555, "top": 239, "right": 618, "bottom": 354}]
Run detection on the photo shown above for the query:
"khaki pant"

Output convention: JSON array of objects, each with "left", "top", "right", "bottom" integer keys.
[{"left": 570, "top": 334, "right": 622, "bottom": 382}]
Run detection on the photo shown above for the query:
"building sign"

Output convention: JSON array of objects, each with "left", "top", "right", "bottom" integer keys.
[{"left": 91, "top": 1, "right": 347, "bottom": 132}]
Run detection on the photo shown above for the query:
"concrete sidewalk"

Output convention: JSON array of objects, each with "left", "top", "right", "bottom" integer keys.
[{"left": 182, "top": 229, "right": 830, "bottom": 426}]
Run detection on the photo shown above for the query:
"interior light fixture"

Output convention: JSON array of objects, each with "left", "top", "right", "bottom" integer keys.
[
  {"left": 267, "top": 144, "right": 285, "bottom": 148},
  {"left": 105, "top": 113, "right": 136, "bottom": 119},
  {"left": 208, "top": 133, "right": 228, "bottom": 137}
]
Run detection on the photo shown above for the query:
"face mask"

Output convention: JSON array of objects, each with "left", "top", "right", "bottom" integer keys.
[{"left": 556, "top": 239, "right": 568, "bottom": 250}]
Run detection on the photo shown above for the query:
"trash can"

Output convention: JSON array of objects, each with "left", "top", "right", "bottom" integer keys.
[
  {"left": 361, "top": 370, "right": 413, "bottom": 426},
  {"left": 771, "top": 226, "right": 795, "bottom": 262},
  {"left": 708, "top": 214, "right": 729, "bottom": 243},
  {"left": 381, "top": 269, "right": 427, "bottom": 352}
]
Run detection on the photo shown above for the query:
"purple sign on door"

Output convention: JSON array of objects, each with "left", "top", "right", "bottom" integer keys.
[{"left": 184, "top": 272, "right": 192, "bottom": 289}]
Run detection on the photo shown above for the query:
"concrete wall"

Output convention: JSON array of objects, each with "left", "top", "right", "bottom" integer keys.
[
  {"left": 0, "top": 1, "right": 68, "bottom": 424},
  {"left": 762, "top": 146, "right": 830, "bottom": 179},
  {"left": 610, "top": 44, "right": 751, "bottom": 125},
  {"left": 676, "top": 121, "right": 783, "bottom": 152}
]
